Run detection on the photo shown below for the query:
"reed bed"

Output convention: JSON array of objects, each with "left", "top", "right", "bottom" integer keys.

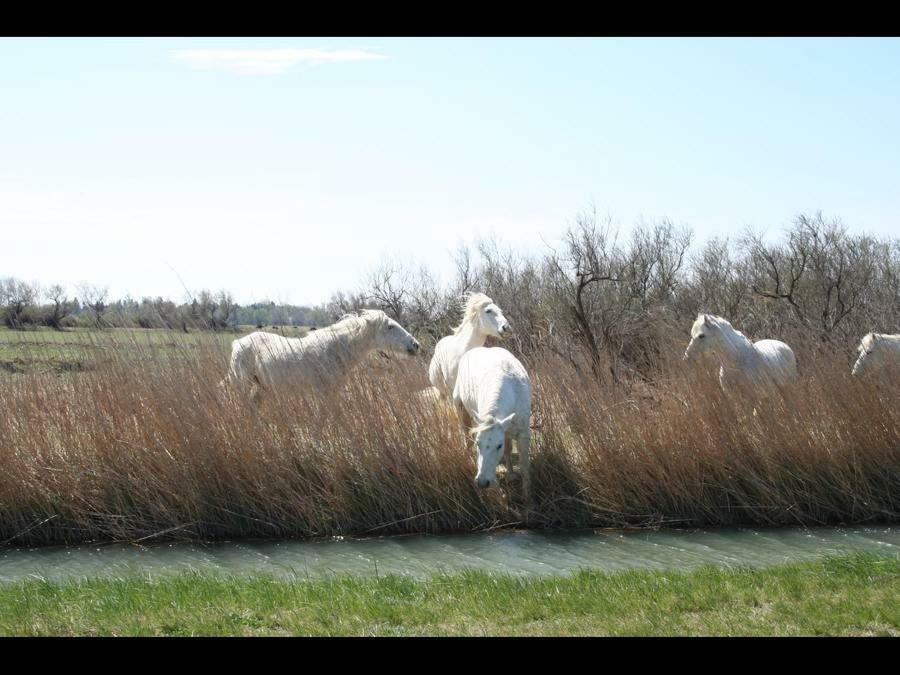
[{"left": 0, "top": 331, "right": 898, "bottom": 546}]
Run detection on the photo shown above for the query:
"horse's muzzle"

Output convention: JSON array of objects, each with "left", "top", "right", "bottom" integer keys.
[
  {"left": 408, "top": 341, "right": 420, "bottom": 355},
  {"left": 476, "top": 477, "right": 492, "bottom": 489}
]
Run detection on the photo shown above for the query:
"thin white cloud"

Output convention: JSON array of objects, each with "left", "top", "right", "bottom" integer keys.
[{"left": 172, "top": 48, "right": 386, "bottom": 75}]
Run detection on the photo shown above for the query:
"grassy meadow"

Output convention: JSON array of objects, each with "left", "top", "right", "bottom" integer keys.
[
  {"left": 0, "top": 325, "right": 308, "bottom": 375},
  {"left": 1, "top": 553, "right": 896, "bottom": 636}
]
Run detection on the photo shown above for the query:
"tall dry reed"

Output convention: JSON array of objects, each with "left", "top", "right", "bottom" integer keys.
[{"left": 0, "top": 331, "right": 897, "bottom": 546}]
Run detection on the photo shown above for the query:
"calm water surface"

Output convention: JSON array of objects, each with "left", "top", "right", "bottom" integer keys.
[{"left": 1, "top": 526, "right": 898, "bottom": 582}]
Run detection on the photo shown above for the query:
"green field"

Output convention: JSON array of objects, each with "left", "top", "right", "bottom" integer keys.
[
  {"left": 1, "top": 554, "right": 896, "bottom": 636},
  {"left": 0, "top": 326, "right": 308, "bottom": 375}
]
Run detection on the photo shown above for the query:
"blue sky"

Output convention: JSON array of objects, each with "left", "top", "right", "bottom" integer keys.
[{"left": 2, "top": 37, "right": 899, "bottom": 305}]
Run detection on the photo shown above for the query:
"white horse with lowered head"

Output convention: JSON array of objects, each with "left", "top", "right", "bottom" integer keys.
[
  {"left": 683, "top": 314, "right": 797, "bottom": 390},
  {"left": 426, "top": 292, "right": 512, "bottom": 401},
  {"left": 223, "top": 309, "right": 419, "bottom": 398},
  {"left": 852, "top": 332, "right": 900, "bottom": 378},
  {"left": 453, "top": 346, "right": 532, "bottom": 501}
]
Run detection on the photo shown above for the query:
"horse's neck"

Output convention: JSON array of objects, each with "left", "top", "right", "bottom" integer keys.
[
  {"left": 478, "top": 377, "right": 512, "bottom": 418},
  {"left": 454, "top": 323, "right": 486, "bottom": 352},
  {"left": 716, "top": 326, "right": 757, "bottom": 368},
  {"left": 320, "top": 323, "right": 375, "bottom": 367}
]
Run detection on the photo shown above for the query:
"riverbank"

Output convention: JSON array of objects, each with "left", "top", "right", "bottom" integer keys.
[
  {"left": 2, "top": 331, "right": 899, "bottom": 546},
  {"left": 3, "top": 527, "right": 898, "bottom": 583},
  {"left": 1, "top": 553, "right": 896, "bottom": 636}
]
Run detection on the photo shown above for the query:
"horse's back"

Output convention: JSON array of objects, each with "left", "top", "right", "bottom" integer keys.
[
  {"left": 428, "top": 335, "right": 454, "bottom": 397},
  {"left": 754, "top": 339, "right": 797, "bottom": 380},
  {"left": 454, "top": 347, "right": 531, "bottom": 417},
  {"left": 245, "top": 331, "right": 308, "bottom": 359},
  {"left": 227, "top": 331, "right": 309, "bottom": 386},
  {"left": 459, "top": 347, "right": 528, "bottom": 380}
]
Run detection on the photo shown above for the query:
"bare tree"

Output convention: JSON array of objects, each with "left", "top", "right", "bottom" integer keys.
[
  {"left": 451, "top": 244, "right": 482, "bottom": 298},
  {"left": 740, "top": 212, "right": 888, "bottom": 345},
  {"left": 627, "top": 218, "right": 692, "bottom": 307},
  {"left": 77, "top": 283, "right": 109, "bottom": 328},
  {"left": 546, "top": 209, "right": 623, "bottom": 379},
  {"left": 1, "top": 278, "right": 39, "bottom": 329},
  {"left": 190, "top": 290, "right": 236, "bottom": 330},
  {"left": 323, "top": 290, "right": 373, "bottom": 320},
  {"left": 741, "top": 225, "right": 809, "bottom": 331},
  {"left": 365, "top": 261, "right": 409, "bottom": 323},
  {"left": 44, "top": 284, "right": 73, "bottom": 330},
  {"left": 793, "top": 213, "right": 876, "bottom": 337},
  {"left": 682, "top": 237, "right": 750, "bottom": 321},
  {"left": 215, "top": 291, "right": 238, "bottom": 329}
]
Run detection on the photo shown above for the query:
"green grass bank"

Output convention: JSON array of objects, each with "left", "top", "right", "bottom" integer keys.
[{"left": 1, "top": 553, "right": 897, "bottom": 636}]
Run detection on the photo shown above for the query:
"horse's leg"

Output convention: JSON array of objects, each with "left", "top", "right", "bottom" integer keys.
[
  {"left": 504, "top": 436, "right": 514, "bottom": 475},
  {"left": 250, "top": 380, "right": 265, "bottom": 407}
]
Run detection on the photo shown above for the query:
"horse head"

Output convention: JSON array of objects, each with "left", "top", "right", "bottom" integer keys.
[
  {"left": 683, "top": 313, "right": 724, "bottom": 361},
  {"left": 470, "top": 412, "right": 516, "bottom": 489},
  {"left": 362, "top": 310, "right": 420, "bottom": 357},
  {"left": 456, "top": 293, "right": 512, "bottom": 339}
]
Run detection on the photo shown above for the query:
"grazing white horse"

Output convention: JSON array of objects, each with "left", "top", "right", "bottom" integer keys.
[
  {"left": 453, "top": 346, "right": 532, "bottom": 501},
  {"left": 427, "top": 292, "right": 512, "bottom": 401},
  {"left": 852, "top": 332, "right": 900, "bottom": 378},
  {"left": 683, "top": 314, "right": 797, "bottom": 390},
  {"left": 223, "top": 309, "right": 419, "bottom": 397}
]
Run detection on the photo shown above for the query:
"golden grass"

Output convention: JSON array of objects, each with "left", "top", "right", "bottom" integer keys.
[{"left": 1, "top": 332, "right": 897, "bottom": 545}]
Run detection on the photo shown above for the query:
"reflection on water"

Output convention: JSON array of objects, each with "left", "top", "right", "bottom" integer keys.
[{"left": 1, "top": 527, "right": 898, "bottom": 582}]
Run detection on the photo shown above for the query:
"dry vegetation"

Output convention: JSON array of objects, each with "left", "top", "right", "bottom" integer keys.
[
  {"left": 2, "top": 210, "right": 898, "bottom": 546},
  {"left": 0, "top": 327, "right": 897, "bottom": 547}
]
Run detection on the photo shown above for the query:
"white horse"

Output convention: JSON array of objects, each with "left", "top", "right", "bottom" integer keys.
[
  {"left": 427, "top": 292, "right": 512, "bottom": 401},
  {"left": 223, "top": 309, "right": 419, "bottom": 397},
  {"left": 683, "top": 314, "right": 797, "bottom": 390},
  {"left": 453, "top": 346, "right": 532, "bottom": 501},
  {"left": 852, "top": 332, "right": 900, "bottom": 378}
]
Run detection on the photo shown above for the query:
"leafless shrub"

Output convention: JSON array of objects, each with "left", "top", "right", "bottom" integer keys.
[
  {"left": 1, "top": 278, "right": 40, "bottom": 328},
  {"left": 76, "top": 283, "right": 109, "bottom": 329}
]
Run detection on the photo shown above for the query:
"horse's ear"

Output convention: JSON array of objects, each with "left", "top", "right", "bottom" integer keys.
[
  {"left": 703, "top": 314, "right": 711, "bottom": 325},
  {"left": 872, "top": 333, "right": 880, "bottom": 341},
  {"left": 498, "top": 413, "right": 516, "bottom": 430}
]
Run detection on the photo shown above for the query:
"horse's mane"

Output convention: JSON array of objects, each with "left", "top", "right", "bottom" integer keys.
[
  {"left": 328, "top": 309, "right": 390, "bottom": 337},
  {"left": 452, "top": 292, "right": 494, "bottom": 334},
  {"left": 699, "top": 314, "right": 755, "bottom": 351},
  {"left": 859, "top": 332, "right": 900, "bottom": 351}
]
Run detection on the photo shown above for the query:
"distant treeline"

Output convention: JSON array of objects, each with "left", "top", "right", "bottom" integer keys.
[
  {"left": 4, "top": 211, "right": 899, "bottom": 377},
  {"left": 0, "top": 282, "right": 331, "bottom": 331}
]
